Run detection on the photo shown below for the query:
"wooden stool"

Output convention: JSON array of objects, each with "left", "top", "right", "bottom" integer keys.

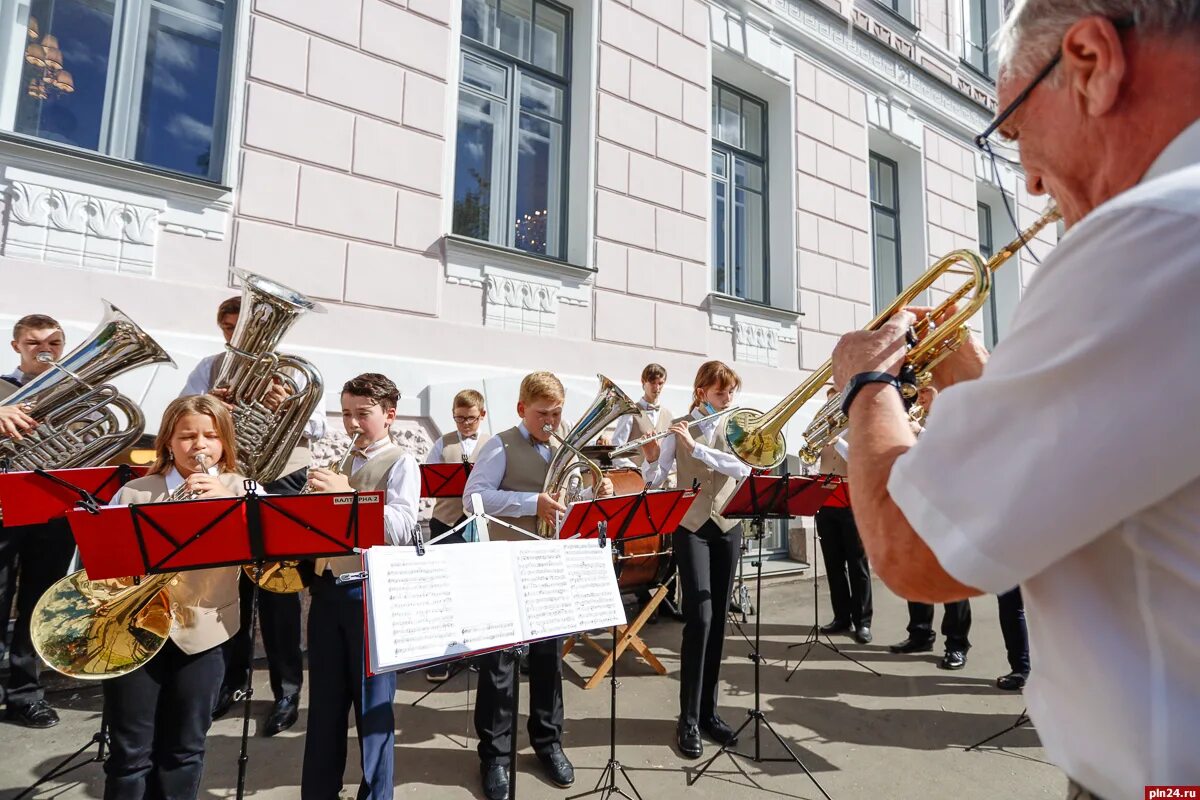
[{"left": 562, "top": 584, "right": 669, "bottom": 689}]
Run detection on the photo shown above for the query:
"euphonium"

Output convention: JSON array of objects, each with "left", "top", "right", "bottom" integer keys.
[
  {"left": 29, "top": 453, "right": 211, "bottom": 679},
  {"left": 725, "top": 204, "right": 1062, "bottom": 469},
  {"left": 536, "top": 375, "right": 640, "bottom": 538},
  {"left": 0, "top": 301, "right": 174, "bottom": 470},
  {"left": 214, "top": 269, "right": 325, "bottom": 484}
]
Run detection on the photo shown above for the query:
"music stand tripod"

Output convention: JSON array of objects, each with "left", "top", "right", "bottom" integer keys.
[
  {"left": 965, "top": 708, "right": 1031, "bottom": 751},
  {"left": 688, "top": 474, "right": 832, "bottom": 800}
]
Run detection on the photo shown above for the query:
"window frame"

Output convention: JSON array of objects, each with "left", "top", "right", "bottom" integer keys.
[
  {"left": 978, "top": 201, "right": 1001, "bottom": 348},
  {"left": 710, "top": 79, "right": 770, "bottom": 305},
  {"left": 453, "top": 0, "right": 573, "bottom": 261},
  {"left": 962, "top": 0, "right": 996, "bottom": 80},
  {"left": 869, "top": 151, "right": 902, "bottom": 312},
  {"left": 0, "top": 0, "right": 239, "bottom": 184}
]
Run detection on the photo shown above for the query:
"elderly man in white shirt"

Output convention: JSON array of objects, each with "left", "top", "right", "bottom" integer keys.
[{"left": 829, "top": 4, "right": 1200, "bottom": 799}]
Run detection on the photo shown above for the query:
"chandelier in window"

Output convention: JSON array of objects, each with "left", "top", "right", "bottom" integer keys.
[{"left": 23, "top": 17, "right": 74, "bottom": 99}]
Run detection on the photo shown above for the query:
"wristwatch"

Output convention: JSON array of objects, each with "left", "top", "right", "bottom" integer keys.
[{"left": 840, "top": 371, "right": 910, "bottom": 417}]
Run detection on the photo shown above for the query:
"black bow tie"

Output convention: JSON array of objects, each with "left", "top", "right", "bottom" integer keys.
[
  {"left": 643, "top": 404, "right": 660, "bottom": 412},
  {"left": 462, "top": 434, "right": 477, "bottom": 440}
]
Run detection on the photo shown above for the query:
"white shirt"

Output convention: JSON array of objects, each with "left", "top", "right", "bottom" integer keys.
[
  {"left": 351, "top": 437, "right": 420, "bottom": 546},
  {"left": 888, "top": 120, "right": 1200, "bottom": 799},
  {"left": 2, "top": 367, "right": 31, "bottom": 386},
  {"left": 611, "top": 398, "right": 662, "bottom": 447},
  {"left": 425, "top": 433, "right": 480, "bottom": 464},
  {"left": 181, "top": 353, "right": 326, "bottom": 441},
  {"left": 641, "top": 407, "right": 751, "bottom": 488},
  {"left": 462, "top": 422, "right": 552, "bottom": 519}
]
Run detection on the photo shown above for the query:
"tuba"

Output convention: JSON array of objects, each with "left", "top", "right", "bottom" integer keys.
[
  {"left": 214, "top": 269, "right": 325, "bottom": 485},
  {"left": 0, "top": 301, "right": 174, "bottom": 471},
  {"left": 537, "top": 375, "right": 640, "bottom": 538},
  {"left": 725, "top": 204, "right": 1062, "bottom": 469}
]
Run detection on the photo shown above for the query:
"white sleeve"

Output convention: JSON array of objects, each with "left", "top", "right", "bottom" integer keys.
[
  {"left": 181, "top": 355, "right": 217, "bottom": 397},
  {"left": 690, "top": 442, "right": 752, "bottom": 480},
  {"left": 611, "top": 415, "right": 634, "bottom": 447},
  {"left": 462, "top": 437, "right": 540, "bottom": 518},
  {"left": 304, "top": 404, "right": 326, "bottom": 440},
  {"left": 641, "top": 433, "right": 678, "bottom": 488},
  {"left": 383, "top": 454, "right": 421, "bottom": 546},
  {"left": 426, "top": 438, "right": 445, "bottom": 464},
  {"left": 888, "top": 206, "right": 1200, "bottom": 593}
]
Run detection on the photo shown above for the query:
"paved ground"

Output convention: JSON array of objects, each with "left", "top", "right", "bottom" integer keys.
[{"left": 0, "top": 574, "right": 1063, "bottom": 799}]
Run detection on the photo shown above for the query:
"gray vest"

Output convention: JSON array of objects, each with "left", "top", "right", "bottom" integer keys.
[
  {"left": 495, "top": 426, "right": 555, "bottom": 534},
  {"left": 431, "top": 431, "right": 490, "bottom": 526},
  {"left": 625, "top": 403, "right": 673, "bottom": 468},
  {"left": 674, "top": 414, "right": 740, "bottom": 534},
  {"left": 315, "top": 445, "right": 404, "bottom": 577}
]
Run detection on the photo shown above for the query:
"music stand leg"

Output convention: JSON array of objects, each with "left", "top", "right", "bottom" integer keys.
[
  {"left": 410, "top": 660, "right": 470, "bottom": 707},
  {"left": 567, "top": 624, "right": 643, "bottom": 800},
  {"left": 14, "top": 717, "right": 108, "bottom": 800},
  {"left": 688, "top": 518, "right": 832, "bottom": 800},
  {"left": 965, "top": 709, "right": 1031, "bottom": 752},
  {"left": 509, "top": 644, "right": 525, "bottom": 800},
  {"left": 785, "top": 530, "right": 879, "bottom": 680},
  {"left": 234, "top": 566, "right": 264, "bottom": 800}
]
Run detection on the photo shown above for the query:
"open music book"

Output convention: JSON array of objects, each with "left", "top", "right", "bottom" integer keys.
[{"left": 364, "top": 538, "right": 627, "bottom": 675}]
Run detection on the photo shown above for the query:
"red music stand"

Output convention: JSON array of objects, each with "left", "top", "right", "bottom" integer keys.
[
  {"left": 0, "top": 465, "right": 146, "bottom": 527},
  {"left": 419, "top": 462, "right": 470, "bottom": 498}
]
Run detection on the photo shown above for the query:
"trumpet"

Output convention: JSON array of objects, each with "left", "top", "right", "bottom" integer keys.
[
  {"left": 724, "top": 203, "right": 1062, "bottom": 469},
  {"left": 168, "top": 453, "right": 212, "bottom": 500},
  {"left": 607, "top": 403, "right": 733, "bottom": 458}
]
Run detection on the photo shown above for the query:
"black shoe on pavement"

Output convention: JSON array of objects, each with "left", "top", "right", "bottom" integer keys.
[
  {"left": 480, "top": 761, "right": 510, "bottom": 800},
  {"left": 537, "top": 744, "right": 575, "bottom": 788},
  {"left": 212, "top": 685, "right": 237, "bottom": 720},
  {"left": 5, "top": 700, "right": 59, "bottom": 729},
  {"left": 853, "top": 625, "right": 873, "bottom": 644},
  {"left": 889, "top": 636, "right": 935, "bottom": 654},
  {"left": 426, "top": 663, "right": 451, "bottom": 683},
  {"left": 819, "top": 619, "right": 853, "bottom": 635},
  {"left": 997, "top": 671, "right": 1027, "bottom": 690},
  {"left": 939, "top": 650, "right": 967, "bottom": 670},
  {"left": 700, "top": 713, "right": 738, "bottom": 746},
  {"left": 263, "top": 694, "right": 300, "bottom": 737},
  {"left": 676, "top": 722, "right": 703, "bottom": 759}
]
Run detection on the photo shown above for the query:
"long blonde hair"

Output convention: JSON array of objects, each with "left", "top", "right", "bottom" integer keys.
[
  {"left": 150, "top": 395, "right": 239, "bottom": 476},
  {"left": 690, "top": 360, "right": 742, "bottom": 411}
]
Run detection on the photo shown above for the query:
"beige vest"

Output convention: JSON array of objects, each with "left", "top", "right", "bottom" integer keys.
[
  {"left": 315, "top": 445, "right": 405, "bottom": 577},
  {"left": 0, "top": 379, "right": 16, "bottom": 400},
  {"left": 818, "top": 440, "right": 848, "bottom": 477},
  {"left": 496, "top": 426, "right": 555, "bottom": 534},
  {"left": 207, "top": 355, "right": 313, "bottom": 479},
  {"left": 675, "top": 414, "right": 740, "bottom": 534},
  {"left": 115, "top": 472, "right": 246, "bottom": 654},
  {"left": 431, "top": 431, "right": 491, "bottom": 526},
  {"left": 624, "top": 404, "right": 673, "bottom": 468}
]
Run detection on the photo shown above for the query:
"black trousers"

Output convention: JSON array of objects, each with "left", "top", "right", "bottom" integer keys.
[
  {"left": 429, "top": 515, "right": 468, "bottom": 545},
  {"left": 1, "top": 518, "right": 75, "bottom": 707},
  {"left": 102, "top": 639, "right": 225, "bottom": 800},
  {"left": 221, "top": 468, "right": 306, "bottom": 701},
  {"left": 997, "top": 587, "right": 1030, "bottom": 674},
  {"left": 906, "top": 599, "right": 972, "bottom": 652},
  {"left": 815, "top": 506, "right": 873, "bottom": 627},
  {"left": 475, "top": 637, "right": 564, "bottom": 765},
  {"left": 674, "top": 519, "right": 741, "bottom": 726}
]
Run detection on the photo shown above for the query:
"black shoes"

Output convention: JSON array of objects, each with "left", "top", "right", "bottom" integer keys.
[
  {"left": 676, "top": 722, "right": 703, "bottom": 759},
  {"left": 212, "top": 685, "right": 237, "bottom": 720},
  {"left": 5, "top": 700, "right": 59, "bottom": 729},
  {"left": 537, "top": 744, "right": 575, "bottom": 788},
  {"left": 700, "top": 713, "right": 738, "bottom": 746},
  {"left": 819, "top": 619, "right": 852, "bottom": 635},
  {"left": 997, "top": 671, "right": 1027, "bottom": 690},
  {"left": 939, "top": 650, "right": 967, "bottom": 670},
  {"left": 263, "top": 694, "right": 299, "bottom": 737},
  {"left": 889, "top": 636, "right": 935, "bottom": 654},
  {"left": 480, "top": 761, "right": 510, "bottom": 800},
  {"left": 853, "top": 625, "right": 873, "bottom": 644},
  {"left": 426, "top": 663, "right": 451, "bottom": 683}
]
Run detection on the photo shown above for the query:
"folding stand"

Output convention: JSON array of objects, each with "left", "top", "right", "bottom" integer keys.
[
  {"left": 786, "top": 476, "right": 880, "bottom": 681},
  {"left": 965, "top": 708, "right": 1032, "bottom": 751},
  {"left": 688, "top": 474, "right": 834, "bottom": 800},
  {"left": 725, "top": 525, "right": 756, "bottom": 654}
]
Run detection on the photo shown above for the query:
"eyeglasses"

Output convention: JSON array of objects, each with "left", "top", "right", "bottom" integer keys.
[
  {"left": 974, "top": 16, "right": 1135, "bottom": 150},
  {"left": 453, "top": 415, "right": 480, "bottom": 424}
]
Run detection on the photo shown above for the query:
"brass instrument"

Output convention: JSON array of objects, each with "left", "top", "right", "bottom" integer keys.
[
  {"left": 536, "top": 375, "right": 640, "bottom": 538},
  {"left": 0, "top": 301, "right": 174, "bottom": 470},
  {"left": 215, "top": 269, "right": 325, "bottom": 484},
  {"left": 29, "top": 453, "right": 213, "bottom": 680},
  {"left": 726, "top": 204, "right": 1062, "bottom": 469},
  {"left": 607, "top": 403, "right": 734, "bottom": 458}
]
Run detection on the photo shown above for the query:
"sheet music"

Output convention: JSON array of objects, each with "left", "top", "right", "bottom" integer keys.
[
  {"left": 366, "top": 548, "right": 455, "bottom": 671},
  {"left": 512, "top": 541, "right": 581, "bottom": 639},
  {"left": 447, "top": 544, "right": 520, "bottom": 651},
  {"left": 561, "top": 539, "right": 626, "bottom": 631}
]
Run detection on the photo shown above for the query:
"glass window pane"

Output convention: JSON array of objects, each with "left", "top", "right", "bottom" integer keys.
[
  {"left": 977, "top": 203, "right": 993, "bottom": 257},
  {"left": 733, "top": 157, "right": 762, "bottom": 192},
  {"left": 742, "top": 99, "right": 763, "bottom": 157},
  {"left": 13, "top": 0, "right": 116, "bottom": 152},
  {"left": 462, "top": 0, "right": 498, "bottom": 45},
  {"left": 876, "top": 161, "right": 895, "bottom": 209},
  {"left": 532, "top": 3, "right": 567, "bottom": 75},
  {"left": 716, "top": 88, "right": 741, "bottom": 149},
  {"left": 711, "top": 149, "right": 726, "bottom": 178},
  {"left": 498, "top": 0, "right": 533, "bottom": 62},
  {"left": 513, "top": 112, "right": 563, "bottom": 257},
  {"left": 874, "top": 213, "right": 895, "bottom": 239},
  {"left": 712, "top": 177, "right": 727, "bottom": 293},
  {"left": 519, "top": 73, "right": 562, "bottom": 118},
  {"left": 135, "top": 4, "right": 226, "bottom": 177},
  {"left": 462, "top": 54, "right": 507, "bottom": 97},
  {"left": 733, "top": 184, "right": 764, "bottom": 301},
  {"left": 453, "top": 92, "right": 507, "bottom": 243}
]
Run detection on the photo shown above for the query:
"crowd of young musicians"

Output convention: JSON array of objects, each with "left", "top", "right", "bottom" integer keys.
[{"left": 0, "top": 301, "right": 1030, "bottom": 800}]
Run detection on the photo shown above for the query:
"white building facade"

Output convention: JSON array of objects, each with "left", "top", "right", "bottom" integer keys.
[{"left": 0, "top": 0, "right": 1055, "bottom": 554}]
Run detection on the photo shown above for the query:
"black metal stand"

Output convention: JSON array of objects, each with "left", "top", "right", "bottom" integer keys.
[
  {"left": 509, "top": 643, "right": 527, "bottom": 800},
  {"left": 234, "top": 561, "right": 265, "bottom": 800},
  {"left": 410, "top": 659, "right": 472, "bottom": 707},
  {"left": 688, "top": 518, "right": 832, "bottom": 800},
  {"left": 965, "top": 708, "right": 1031, "bottom": 751},
  {"left": 726, "top": 528, "right": 755, "bottom": 653},
  {"left": 14, "top": 718, "right": 108, "bottom": 799},
  {"left": 785, "top": 525, "right": 879, "bottom": 681}
]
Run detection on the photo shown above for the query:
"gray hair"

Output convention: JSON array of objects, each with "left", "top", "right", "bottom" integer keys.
[{"left": 998, "top": 0, "right": 1200, "bottom": 80}]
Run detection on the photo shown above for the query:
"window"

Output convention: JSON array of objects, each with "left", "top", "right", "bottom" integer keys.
[
  {"left": 964, "top": 0, "right": 997, "bottom": 78},
  {"left": 978, "top": 202, "right": 1001, "bottom": 347},
  {"left": 452, "top": 0, "right": 570, "bottom": 259},
  {"left": 872, "top": 0, "right": 914, "bottom": 22},
  {"left": 0, "top": 0, "right": 237, "bottom": 181},
  {"left": 869, "top": 152, "right": 902, "bottom": 311},
  {"left": 711, "top": 82, "right": 768, "bottom": 304}
]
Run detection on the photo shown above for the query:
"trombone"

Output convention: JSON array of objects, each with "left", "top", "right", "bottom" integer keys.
[{"left": 607, "top": 403, "right": 734, "bottom": 458}]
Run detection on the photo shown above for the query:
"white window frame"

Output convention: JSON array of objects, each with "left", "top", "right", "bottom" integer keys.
[
  {"left": 711, "top": 80, "right": 769, "bottom": 305},
  {"left": 962, "top": 0, "right": 1001, "bottom": 80}
]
